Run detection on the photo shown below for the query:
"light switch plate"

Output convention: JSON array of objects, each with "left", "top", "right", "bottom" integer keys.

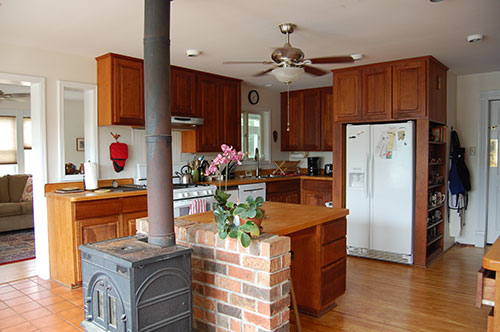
[{"left": 470, "top": 146, "right": 477, "bottom": 156}]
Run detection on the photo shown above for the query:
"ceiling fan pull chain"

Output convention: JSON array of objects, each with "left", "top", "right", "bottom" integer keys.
[{"left": 287, "top": 83, "right": 290, "bottom": 132}]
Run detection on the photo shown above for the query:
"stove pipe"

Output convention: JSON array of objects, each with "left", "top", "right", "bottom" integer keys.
[{"left": 144, "top": 0, "right": 175, "bottom": 247}]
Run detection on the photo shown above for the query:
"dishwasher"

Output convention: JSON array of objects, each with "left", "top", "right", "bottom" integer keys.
[{"left": 238, "top": 182, "right": 266, "bottom": 203}]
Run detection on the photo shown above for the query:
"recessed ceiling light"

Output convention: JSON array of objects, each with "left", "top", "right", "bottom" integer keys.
[
  {"left": 350, "top": 54, "right": 364, "bottom": 61},
  {"left": 185, "top": 49, "right": 200, "bottom": 57},
  {"left": 264, "top": 83, "right": 273, "bottom": 87},
  {"left": 466, "top": 34, "right": 484, "bottom": 43}
]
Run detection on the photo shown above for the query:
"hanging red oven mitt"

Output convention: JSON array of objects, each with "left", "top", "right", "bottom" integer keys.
[{"left": 110, "top": 141, "right": 128, "bottom": 173}]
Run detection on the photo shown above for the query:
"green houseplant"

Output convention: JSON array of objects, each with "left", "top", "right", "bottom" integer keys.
[{"left": 214, "top": 195, "right": 265, "bottom": 248}]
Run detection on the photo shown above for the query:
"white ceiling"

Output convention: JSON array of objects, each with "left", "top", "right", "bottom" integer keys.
[{"left": 0, "top": 0, "right": 499, "bottom": 91}]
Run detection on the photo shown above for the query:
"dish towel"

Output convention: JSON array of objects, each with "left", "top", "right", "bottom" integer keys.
[{"left": 189, "top": 198, "right": 207, "bottom": 215}]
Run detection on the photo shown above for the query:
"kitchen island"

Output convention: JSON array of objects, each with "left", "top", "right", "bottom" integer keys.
[{"left": 177, "top": 201, "right": 349, "bottom": 317}]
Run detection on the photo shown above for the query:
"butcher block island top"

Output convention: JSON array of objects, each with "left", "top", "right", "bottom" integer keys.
[
  {"left": 177, "top": 201, "right": 348, "bottom": 236},
  {"left": 178, "top": 202, "right": 349, "bottom": 317}
]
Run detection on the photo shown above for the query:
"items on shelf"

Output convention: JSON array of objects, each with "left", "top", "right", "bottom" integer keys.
[
  {"left": 429, "top": 170, "right": 443, "bottom": 185},
  {"left": 428, "top": 190, "right": 446, "bottom": 207},
  {"left": 430, "top": 126, "right": 446, "bottom": 143}
]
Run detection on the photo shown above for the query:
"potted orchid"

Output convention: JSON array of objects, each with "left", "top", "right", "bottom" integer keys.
[{"left": 205, "top": 143, "right": 244, "bottom": 192}]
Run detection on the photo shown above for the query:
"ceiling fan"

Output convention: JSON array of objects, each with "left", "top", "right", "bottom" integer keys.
[
  {"left": 0, "top": 90, "right": 29, "bottom": 102},
  {"left": 223, "top": 23, "right": 355, "bottom": 83}
]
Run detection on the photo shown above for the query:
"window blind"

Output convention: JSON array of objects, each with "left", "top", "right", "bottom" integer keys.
[
  {"left": 0, "top": 116, "right": 17, "bottom": 164},
  {"left": 23, "top": 117, "right": 32, "bottom": 149}
]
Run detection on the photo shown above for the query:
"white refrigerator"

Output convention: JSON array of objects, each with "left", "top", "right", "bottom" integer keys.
[{"left": 346, "top": 121, "right": 414, "bottom": 264}]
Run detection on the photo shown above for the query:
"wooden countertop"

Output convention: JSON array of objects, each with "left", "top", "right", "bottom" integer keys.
[
  {"left": 200, "top": 175, "right": 332, "bottom": 187},
  {"left": 45, "top": 189, "right": 147, "bottom": 202},
  {"left": 176, "top": 201, "right": 348, "bottom": 236},
  {"left": 484, "top": 236, "right": 500, "bottom": 271}
]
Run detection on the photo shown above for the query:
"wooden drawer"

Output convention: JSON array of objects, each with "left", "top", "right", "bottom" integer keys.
[
  {"left": 322, "top": 218, "right": 346, "bottom": 244},
  {"left": 477, "top": 267, "right": 495, "bottom": 308},
  {"left": 321, "top": 257, "right": 346, "bottom": 306},
  {"left": 122, "top": 195, "right": 147, "bottom": 212},
  {"left": 302, "top": 179, "right": 331, "bottom": 192},
  {"left": 322, "top": 238, "right": 346, "bottom": 267},
  {"left": 74, "top": 199, "right": 121, "bottom": 220}
]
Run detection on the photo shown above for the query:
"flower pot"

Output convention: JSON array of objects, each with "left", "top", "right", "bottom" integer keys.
[{"left": 242, "top": 208, "right": 265, "bottom": 230}]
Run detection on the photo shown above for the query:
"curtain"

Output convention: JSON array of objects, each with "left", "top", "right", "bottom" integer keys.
[{"left": 0, "top": 116, "right": 17, "bottom": 164}]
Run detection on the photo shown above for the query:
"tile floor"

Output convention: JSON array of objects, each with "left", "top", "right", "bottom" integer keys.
[{"left": 0, "top": 277, "right": 84, "bottom": 331}]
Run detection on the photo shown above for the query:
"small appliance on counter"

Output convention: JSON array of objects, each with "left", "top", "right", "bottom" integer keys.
[
  {"left": 307, "top": 157, "right": 320, "bottom": 176},
  {"left": 324, "top": 164, "right": 333, "bottom": 177}
]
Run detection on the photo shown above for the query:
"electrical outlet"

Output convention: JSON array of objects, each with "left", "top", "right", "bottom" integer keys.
[{"left": 470, "top": 146, "right": 477, "bottom": 156}]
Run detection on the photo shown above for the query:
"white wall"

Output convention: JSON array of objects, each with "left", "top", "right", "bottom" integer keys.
[{"left": 455, "top": 70, "right": 500, "bottom": 245}]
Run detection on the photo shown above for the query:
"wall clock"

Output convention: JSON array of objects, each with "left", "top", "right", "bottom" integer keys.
[{"left": 248, "top": 90, "right": 259, "bottom": 105}]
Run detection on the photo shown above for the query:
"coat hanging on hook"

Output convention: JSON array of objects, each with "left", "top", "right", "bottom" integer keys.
[{"left": 109, "top": 132, "right": 128, "bottom": 173}]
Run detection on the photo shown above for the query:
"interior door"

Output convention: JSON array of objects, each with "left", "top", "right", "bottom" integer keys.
[{"left": 487, "top": 101, "right": 500, "bottom": 243}]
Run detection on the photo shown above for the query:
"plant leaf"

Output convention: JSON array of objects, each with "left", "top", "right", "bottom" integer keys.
[
  {"left": 240, "top": 232, "right": 251, "bottom": 248},
  {"left": 255, "top": 196, "right": 264, "bottom": 205},
  {"left": 247, "top": 206, "right": 257, "bottom": 218},
  {"left": 246, "top": 196, "right": 255, "bottom": 204},
  {"left": 233, "top": 206, "right": 246, "bottom": 215},
  {"left": 219, "top": 230, "right": 228, "bottom": 239},
  {"left": 228, "top": 230, "right": 238, "bottom": 238},
  {"left": 250, "top": 223, "right": 260, "bottom": 237},
  {"left": 255, "top": 209, "right": 263, "bottom": 219},
  {"left": 240, "top": 223, "right": 252, "bottom": 232}
]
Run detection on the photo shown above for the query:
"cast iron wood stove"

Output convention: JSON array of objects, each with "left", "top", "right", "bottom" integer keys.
[{"left": 80, "top": 237, "right": 192, "bottom": 332}]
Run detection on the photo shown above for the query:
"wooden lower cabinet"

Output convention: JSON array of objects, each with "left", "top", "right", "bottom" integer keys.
[
  {"left": 290, "top": 217, "right": 346, "bottom": 316},
  {"left": 266, "top": 180, "right": 300, "bottom": 204},
  {"left": 301, "top": 179, "right": 332, "bottom": 206},
  {"left": 47, "top": 194, "right": 147, "bottom": 287}
]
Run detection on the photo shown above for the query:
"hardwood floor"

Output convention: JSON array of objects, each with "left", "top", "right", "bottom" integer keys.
[
  {"left": 292, "top": 244, "right": 491, "bottom": 331},
  {"left": 0, "top": 245, "right": 491, "bottom": 331},
  {"left": 0, "top": 259, "right": 36, "bottom": 284}
]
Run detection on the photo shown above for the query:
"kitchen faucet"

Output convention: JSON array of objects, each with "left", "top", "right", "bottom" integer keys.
[{"left": 255, "top": 147, "right": 260, "bottom": 178}]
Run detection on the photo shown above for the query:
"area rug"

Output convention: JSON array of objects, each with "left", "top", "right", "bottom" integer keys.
[{"left": 0, "top": 228, "right": 35, "bottom": 265}]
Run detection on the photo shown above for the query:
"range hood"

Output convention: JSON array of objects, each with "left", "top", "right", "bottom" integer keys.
[{"left": 171, "top": 116, "right": 204, "bottom": 130}]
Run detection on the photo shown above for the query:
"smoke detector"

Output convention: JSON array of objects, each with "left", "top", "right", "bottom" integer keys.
[
  {"left": 350, "top": 54, "right": 364, "bottom": 61},
  {"left": 185, "top": 49, "right": 200, "bottom": 57},
  {"left": 467, "top": 34, "right": 484, "bottom": 43}
]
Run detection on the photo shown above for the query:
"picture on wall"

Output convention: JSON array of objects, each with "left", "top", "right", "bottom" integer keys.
[{"left": 76, "top": 138, "right": 85, "bottom": 151}]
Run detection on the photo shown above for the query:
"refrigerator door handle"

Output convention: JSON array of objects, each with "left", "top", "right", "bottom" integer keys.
[
  {"left": 365, "top": 153, "right": 370, "bottom": 198},
  {"left": 371, "top": 153, "right": 375, "bottom": 198}
]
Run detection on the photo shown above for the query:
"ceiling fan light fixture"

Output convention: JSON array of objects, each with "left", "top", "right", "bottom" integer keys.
[{"left": 271, "top": 66, "right": 304, "bottom": 83}]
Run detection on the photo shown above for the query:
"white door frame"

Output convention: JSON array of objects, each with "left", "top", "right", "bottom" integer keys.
[
  {"left": 476, "top": 90, "right": 500, "bottom": 247},
  {"left": 0, "top": 72, "right": 48, "bottom": 279}
]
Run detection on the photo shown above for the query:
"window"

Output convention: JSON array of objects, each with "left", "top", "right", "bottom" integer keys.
[
  {"left": 0, "top": 116, "right": 17, "bottom": 164},
  {"left": 241, "top": 109, "right": 270, "bottom": 162},
  {"left": 0, "top": 115, "right": 32, "bottom": 176}
]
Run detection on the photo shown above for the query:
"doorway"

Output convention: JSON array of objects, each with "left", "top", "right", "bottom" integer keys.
[
  {"left": 0, "top": 72, "right": 48, "bottom": 279},
  {"left": 477, "top": 90, "right": 500, "bottom": 247}
]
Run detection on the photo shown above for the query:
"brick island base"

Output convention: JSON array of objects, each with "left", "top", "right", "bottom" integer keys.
[{"left": 137, "top": 218, "right": 291, "bottom": 332}]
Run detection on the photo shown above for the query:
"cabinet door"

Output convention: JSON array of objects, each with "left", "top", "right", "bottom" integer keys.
[
  {"left": 333, "top": 70, "right": 362, "bottom": 122},
  {"left": 220, "top": 80, "right": 241, "bottom": 150},
  {"left": 301, "top": 180, "right": 332, "bottom": 206},
  {"left": 392, "top": 60, "right": 427, "bottom": 119},
  {"left": 281, "top": 91, "right": 304, "bottom": 151},
  {"left": 113, "top": 56, "right": 145, "bottom": 126},
  {"left": 303, "top": 89, "right": 321, "bottom": 151},
  {"left": 123, "top": 211, "right": 148, "bottom": 236},
  {"left": 362, "top": 65, "right": 392, "bottom": 121},
  {"left": 284, "top": 191, "right": 300, "bottom": 204},
  {"left": 320, "top": 88, "right": 334, "bottom": 151},
  {"left": 428, "top": 59, "right": 447, "bottom": 123},
  {"left": 197, "top": 74, "right": 220, "bottom": 152},
  {"left": 171, "top": 67, "right": 197, "bottom": 117}
]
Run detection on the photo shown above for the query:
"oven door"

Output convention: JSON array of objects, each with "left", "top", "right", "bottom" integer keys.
[{"left": 173, "top": 195, "right": 217, "bottom": 218}]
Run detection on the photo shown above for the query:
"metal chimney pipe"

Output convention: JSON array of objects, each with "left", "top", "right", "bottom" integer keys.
[{"left": 144, "top": 0, "right": 175, "bottom": 247}]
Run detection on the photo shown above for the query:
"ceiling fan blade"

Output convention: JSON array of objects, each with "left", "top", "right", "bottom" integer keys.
[
  {"left": 7, "top": 97, "right": 27, "bottom": 103},
  {"left": 9, "top": 93, "right": 30, "bottom": 98},
  {"left": 304, "top": 65, "right": 329, "bottom": 76},
  {"left": 223, "top": 61, "right": 274, "bottom": 65},
  {"left": 307, "top": 56, "right": 355, "bottom": 64},
  {"left": 253, "top": 68, "right": 274, "bottom": 77}
]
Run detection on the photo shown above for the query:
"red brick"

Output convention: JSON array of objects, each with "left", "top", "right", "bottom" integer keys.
[
  {"left": 192, "top": 257, "right": 203, "bottom": 270},
  {"left": 241, "top": 256, "right": 270, "bottom": 271},
  {"left": 230, "top": 318, "right": 241, "bottom": 332},
  {"left": 230, "top": 294, "right": 256, "bottom": 311},
  {"left": 205, "top": 310, "right": 216, "bottom": 324},
  {"left": 270, "top": 257, "right": 281, "bottom": 272},
  {"left": 226, "top": 237, "right": 237, "bottom": 251},
  {"left": 193, "top": 270, "right": 215, "bottom": 285},
  {"left": 257, "top": 269, "right": 290, "bottom": 287},
  {"left": 281, "top": 308, "right": 290, "bottom": 324},
  {"left": 193, "top": 294, "right": 216, "bottom": 311},
  {"left": 244, "top": 310, "right": 280, "bottom": 329},
  {"left": 205, "top": 286, "right": 229, "bottom": 302},
  {"left": 228, "top": 265, "right": 254, "bottom": 282},
  {"left": 216, "top": 249, "right": 240, "bottom": 264},
  {"left": 216, "top": 276, "right": 241, "bottom": 292},
  {"left": 193, "top": 306, "right": 203, "bottom": 320},
  {"left": 257, "top": 295, "right": 290, "bottom": 316},
  {"left": 261, "top": 236, "right": 290, "bottom": 257},
  {"left": 243, "top": 324, "right": 256, "bottom": 332},
  {"left": 192, "top": 281, "right": 204, "bottom": 295},
  {"left": 282, "top": 252, "right": 292, "bottom": 268}
]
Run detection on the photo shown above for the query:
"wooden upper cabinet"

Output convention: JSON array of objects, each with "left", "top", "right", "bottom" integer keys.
[
  {"left": 303, "top": 89, "right": 322, "bottom": 151},
  {"left": 428, "top": 58, "right": 447, "bottom": 123},
  {"left": 220, "top": 80, "right": 241, "bottom": 150},
  {"left": 333, "top": 70, "right": 362, "bottom": 122},
  {"left": 281, "top": 90, "right": 304, "bottom": 151},
  {"left": 362, "top": 65, "right": 392, "bottom": 121},
  {"left": 392, "top": 60, "right": 427, "bottom": 119},
  {"left": 320, "top": 87, "right": 334, "bottom": 151},
  {"left": 171, "top": 66, "right": 197, "bottom": 117},
  {"left": 196, "top": 74, "right": 220, "bottom": 152},
  {"left": 97, "top": 53, "right": 145, "bottom": 126}
]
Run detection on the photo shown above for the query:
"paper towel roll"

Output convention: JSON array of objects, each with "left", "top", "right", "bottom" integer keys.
[{"left": 84, "top": 162, "right": 98, "bottom": 190}]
